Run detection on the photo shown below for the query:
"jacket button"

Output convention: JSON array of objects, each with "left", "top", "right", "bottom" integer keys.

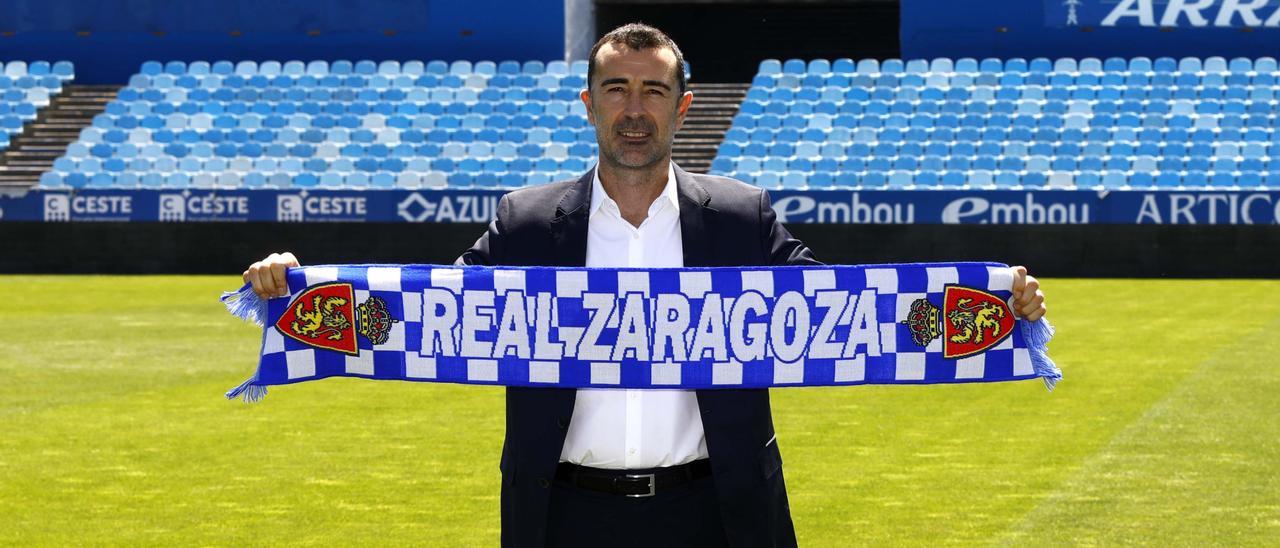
[
  {"left": 556, "top": 417, "right": 569, "bottom": 429},
  {"left": 538, "top": 477, "right": 550, "bottom": 488}
]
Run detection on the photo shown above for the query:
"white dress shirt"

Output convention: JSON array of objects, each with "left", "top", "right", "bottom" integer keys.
[{"left": 558, "top": 163, "right": 710, "bottom": 469}]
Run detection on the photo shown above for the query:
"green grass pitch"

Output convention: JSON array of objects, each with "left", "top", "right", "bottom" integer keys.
[{"left": 1, "top": 276, "right": 1277, "bottom": 545}]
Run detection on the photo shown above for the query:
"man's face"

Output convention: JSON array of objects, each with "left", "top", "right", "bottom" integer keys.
[{"left": 581, "top": 43, "right": 693, "bottom": 171}]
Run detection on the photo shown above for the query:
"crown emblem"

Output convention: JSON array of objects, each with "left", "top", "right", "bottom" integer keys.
[
  {"left": 904, "top": 298, "right": 942, "bottom": 347},
  {"left": 357, "top": 296, "right": 396, "bottom": 345},
  {"left": 902, "top": 285, "right": 1016, "bottom": 359}
]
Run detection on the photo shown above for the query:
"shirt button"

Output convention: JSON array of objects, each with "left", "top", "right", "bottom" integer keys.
[{"left": 629, "top": 448, "right": 637, "bottom": 455}]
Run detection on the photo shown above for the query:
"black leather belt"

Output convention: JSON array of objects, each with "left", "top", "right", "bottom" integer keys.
[{"left": 554, "top": 459, "right": 712, "bottom": 498}]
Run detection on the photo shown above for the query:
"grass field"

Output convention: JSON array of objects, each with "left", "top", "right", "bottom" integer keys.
[{"left": 1, "top": 276, "right": 1277, "bottom": 545}]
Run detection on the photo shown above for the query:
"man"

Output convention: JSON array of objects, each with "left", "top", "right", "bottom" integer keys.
[{"left": 243, "top": 23, "right": 1047, "bottom": 547}]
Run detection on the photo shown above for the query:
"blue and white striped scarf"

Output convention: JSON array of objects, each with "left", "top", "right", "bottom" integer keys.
[{"left": 222, "top": 262, "right": 1059, "bottom": 402}]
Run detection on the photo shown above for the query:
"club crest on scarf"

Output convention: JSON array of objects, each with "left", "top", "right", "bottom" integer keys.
[
  {"left": 274, "top": 282, "right": 397, "bottom": 355},
  {"left": 903, "top": 285, "right": 1015, "bottom": 359}
]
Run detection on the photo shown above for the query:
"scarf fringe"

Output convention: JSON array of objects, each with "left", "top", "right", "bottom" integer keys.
[
  {"left": 226, "top": 377, "right": 268, "bottom": 403},
  {"left": 222, "top": 284, "right": 269, "bottom": 402},
  {"left": 221, "top": 284, "right": 268, "bottom": 327},
  {"left": 1021, "top": 318, "right": 1062, "bottom": 391}
]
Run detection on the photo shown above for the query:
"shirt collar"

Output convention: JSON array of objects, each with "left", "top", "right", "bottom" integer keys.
[{"left": 590, "top": 162, "right": 679, "bottom": 217}]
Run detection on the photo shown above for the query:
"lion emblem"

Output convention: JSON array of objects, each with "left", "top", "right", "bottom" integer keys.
[
  {"left": 946, "top": 298, "right": 1005, "bottom": 346},
  {"left": 291, "top": 295, "right": 352, "bottom": 341}
]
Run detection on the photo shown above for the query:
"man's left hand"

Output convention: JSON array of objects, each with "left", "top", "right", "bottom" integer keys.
[{"left": 1010, "top": 266, "right": 1046, "bottom": 322}]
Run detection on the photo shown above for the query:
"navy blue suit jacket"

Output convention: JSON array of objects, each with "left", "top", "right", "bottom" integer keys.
[{"left": 456, "top": 164, "right": 816, "bottom": 547}]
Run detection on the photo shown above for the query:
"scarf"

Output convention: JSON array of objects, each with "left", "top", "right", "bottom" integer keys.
[{"left": 222, "top": 262, "right": 1059, "bottom": 402}]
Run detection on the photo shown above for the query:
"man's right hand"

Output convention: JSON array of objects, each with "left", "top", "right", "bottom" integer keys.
[{"left": 243, "top": 252, "right": 300, "bottom": 299}]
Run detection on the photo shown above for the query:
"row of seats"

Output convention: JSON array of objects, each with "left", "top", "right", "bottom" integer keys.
[
  {"left": 734, "top": 112, "right": 1280, "bottom": 129},
  {"left": 105, "top": 100, "right": 586, "bottom": 117},
  {"left": 717, "top": 170, "right": 1280, "bottom": 189},
  {"left": 63, "top": 141, "right": 597, "bottom": 161},
  {"left": 0, "top": 76, "right": 68, "bottom": 90},
  {"left": 116, "top": 88, "right": 582, "bottom": 105},
  {"left": 78, "top": 123, "right": 595, "bottom": 142},
  {"left": 140, "top": 60, "right": 587, "bottom": 77},
  {"left": 53, "top": 156, "right": 594, "bottom": 175},
  {"left": 76, "top": 128, "right": 597, "bottom": 148},
  {"left": 0, "top": 61, "right": 75, "bottom": 78},
  {"left": 740, "top": 99, "right": 1280, "bottom": 115},
  {"left": 753, "top": 73, "right": 1280, "bottom": 89},
  {"left": 720, "top": 140, "right": 1280, "bottom": 159},
  {"left": 127, "top": 73, "right": 589, "bottom": 91},
  {"left": 40, "top": 170, "right": 583, "bottom": 190},
  {"left": 718, "top": 155, "right": 1280, "bottom": 173},
  {"left": 90, "top": 111, "right": 592, "bottom": 129},
  {"left": 48, "top": 169, "right": 1275, "bottom": 192},
  {"left": 749, "top": 86, "right": 1280, "bottom": 102},
  {"left": 759, "top": 57, "right": 1280, "bottom": 75},
  {"left": 726, "top": 126, "right": 1280, "bottom": 143}
]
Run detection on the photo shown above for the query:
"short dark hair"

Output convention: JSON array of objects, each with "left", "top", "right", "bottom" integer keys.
[{"left": 586, "top": 23, "right": 687, "bottom": 94}]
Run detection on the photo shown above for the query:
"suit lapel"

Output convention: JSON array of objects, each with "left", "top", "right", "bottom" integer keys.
[
  {"left": 550, "top": 168, "right": 593, "bottom": 267},
  {"left": 675, "top": 164, "right": 716, "bottom": 267}
]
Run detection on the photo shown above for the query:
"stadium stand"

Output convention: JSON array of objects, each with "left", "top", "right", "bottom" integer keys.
[
  {"left": 38, "top": 59, "right": 599, "bottom": 189},
  {"left": 712, "top": 56, "right": 1280, "bottom": 190},
  {"left": 0, "top": 61, "right": 74, "bottom": 150},
  {"left": 22, "top": 55, "right": 1280, "bottom": 192}
]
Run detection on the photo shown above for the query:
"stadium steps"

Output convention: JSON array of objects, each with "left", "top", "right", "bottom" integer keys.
[
  {"left": 0, "top": 84, "right": 119, "bottom": 190},
  {"left": 674, "top": 83, "right": 748, "bottom": 174}
]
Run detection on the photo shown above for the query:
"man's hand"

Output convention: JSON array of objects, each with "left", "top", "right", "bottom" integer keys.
[
  {"left": 243, "top": 252, "right": 300, "bottom": 299},
  {"left": 1010, "top": 265, "right": 1046, "bottom": 321}
]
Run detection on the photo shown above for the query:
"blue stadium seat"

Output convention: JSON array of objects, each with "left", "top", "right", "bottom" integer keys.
[
  {"left": 1128, "top": 172, "right": 1155, "bottom": 187},
  {"left": 885, "top": 171, "right": 911, "bottom": 187},
  {"left": 1203, "top": 57, "right": 1228, "bottom": 73},
  {"left": 1020, "top": 172, "right": 1047, "bottom": 187},
  {"left": 522, "top": 60, "right": 545, "bottom": 75},
  {"left": 41, "top": 61, "right": 69, "bottom": 79},
  {"left": 1149, "top": 170, "right": 1181, "bottom": 187}
]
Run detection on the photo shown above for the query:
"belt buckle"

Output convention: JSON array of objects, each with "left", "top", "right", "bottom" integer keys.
[{"left": 623, "top": 473, "right": 656, "bottom": 497}]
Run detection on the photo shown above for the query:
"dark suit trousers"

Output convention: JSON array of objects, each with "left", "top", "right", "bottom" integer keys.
[{"left": 545, "top": 470, "right": 731, "bottom": 548}]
